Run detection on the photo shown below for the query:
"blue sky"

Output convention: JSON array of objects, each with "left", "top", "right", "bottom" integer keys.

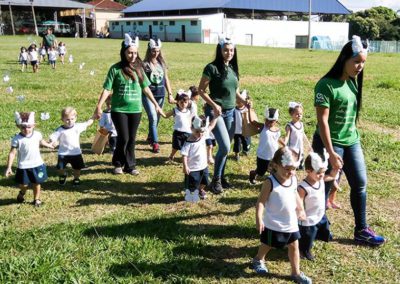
[{"left": 339, "top": 0, "right": 400, "bottom": 12}]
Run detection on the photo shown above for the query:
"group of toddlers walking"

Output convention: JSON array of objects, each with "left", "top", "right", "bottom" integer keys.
[{"left": 18, "top": 42, "right": 67, "bottom": 72}]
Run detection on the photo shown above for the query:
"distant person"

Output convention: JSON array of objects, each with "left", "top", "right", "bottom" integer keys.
[
  {"left": 19, "top": 46, "right": 28, "bottom": 72},
  {"left": 312, "top": 35, "right": 385, "bottom": 246},
  {"left": 47, "top": 46, "right": 58, "bottom": 69},
  {"left": 58, "top": 42, "right": 67, "bottom": 64},
  {"left": 233, "top": 90, "right": 251, "bottom": 161},
  {"left": 28, "top": 43, "right": 39, "bottom": 73},
  {"left": 99, "top": 95, "right": 117, "bottom": 154},
  {"left": 42, "top": 27, "right": 57, "bottom": 57}
]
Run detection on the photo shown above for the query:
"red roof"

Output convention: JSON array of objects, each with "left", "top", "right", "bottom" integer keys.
[{"left": 87, "top": 0, "right": 126, "bottom": 11}]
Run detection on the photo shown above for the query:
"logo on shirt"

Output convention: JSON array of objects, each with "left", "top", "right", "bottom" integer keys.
[{"left": 315, "top": 93, "right": 326, "bottom": 104}]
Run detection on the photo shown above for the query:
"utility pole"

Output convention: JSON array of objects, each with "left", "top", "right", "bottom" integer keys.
[
  {"left": 307, "top": 0, "right": 312, "bottom": 50},
  {"left": 30, "top": 0, "right": 38, "bottom": 36},
  {"left": 8, "top": 2, "right": 15, "bottom": 35}
]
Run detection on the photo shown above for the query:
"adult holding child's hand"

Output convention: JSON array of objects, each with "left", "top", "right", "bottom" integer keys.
[
  {"left": 94, "top": 34, "right": 164, "bottom": 176},
  {"left": 312, "top": 35, "right": 385, "bottom": 246},
  {"left": 198, "top": 37, "right": 246, "bottom": 194}
]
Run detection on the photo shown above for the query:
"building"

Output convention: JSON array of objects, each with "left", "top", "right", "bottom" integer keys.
[
  {"left": 87, "top": 0, "right": 126, "bottom": 35},
  {"left": 108, "top": 0, "right": 351, "bottom": 48}
]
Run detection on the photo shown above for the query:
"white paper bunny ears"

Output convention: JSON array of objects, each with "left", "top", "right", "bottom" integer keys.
[
  {"left": 177, "top": 89, "right": 192, "bottom": 98},
  {"left": 219, "top": 36, "right": 234, "bottom": 48},
  {"left": 288, "top": 101, "right": 301, "bottom": 109},
  {"left": 149, "top": 38, "right": 162, "bottom": 49},
  {"left": 281, "top": 147, "right": 300, "bottom": 168},
  {"left": 15, "top": 112, "right": 35, "bottom": 126},
  {"left": 309, "top": 149, "right": 329, "bottom": 172},
  {"left": 192, "top": 116, "right": 209, "bottom": 132},
  {"left": 124, "top": 33, "right": 139, "bottom": 48},
  {"left": 238, "top": 89, "right": 248, "bottom": 101},
  {"left": 264, "top": 106, "right": 279, "bottom": 121},
  {"left": 351, "top": 35, "right": 368, "bottom": 57}
]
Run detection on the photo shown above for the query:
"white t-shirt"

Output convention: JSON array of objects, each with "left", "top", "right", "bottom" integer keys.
[
  {"left": 99, "top": 111, "right": 117, "bottom": 137},
  {"left": 50, "top": 122, "right": 89, "bottom": 155},
  {"left": 180, "top": 136, "right": 208, "bottom": 171},
  {"left": 298, "top": 179, "right": 325, "bottom": 226},
  {"left": 58, "top": 45, "right": 66, "bottom": 55},
  {"left": 40, "top": 48, "right": 46, "bottom": 56},
  {"left": 263, "top": 175, "right": 299, "bottom": 233},
  {"left": 48, "top": 50, "right": 58, "bottom": 61},
  {"left": 29, "top": 50, "right": 38, "bottom": 61},
  {"left": 19, "top": 51, "right": 28, "bottom": 61},
  {"left": 11, "top": 131, "right": 44, "bottom": 169},
  {"left": 234, "top": 106, "right": 248, "bottom": 135},
  {"left": 286, "top": 122, "right": 304, "bottom": 155},
  {"left": 173, "top": 107, "right": 192, "bottom": 133},
  {"left": 256, "top": 125, "right": 281, "bottom": 161},
  {"left": 190, "top": 101, "right": 198, "bottom": 117}
]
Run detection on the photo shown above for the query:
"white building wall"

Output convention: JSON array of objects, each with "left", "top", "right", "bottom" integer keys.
[
  {"left": 199, "top": 13, "right": 224, "bottom": 44},
  {"left": 95, "top": 11, "right": 122, "bottom": 33}
]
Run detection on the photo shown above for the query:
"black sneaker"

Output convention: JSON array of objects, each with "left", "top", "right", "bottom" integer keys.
[
  {"left": 209, "top": 177, "right": 223, "bottom": 194},
  {"left": 59, "top": 175, "right": 67, "bottom": 185},
  {"left": 300, "top": 250, "right": 315, "bottom": 261},
  {"left": 16, "top": 191, "right": 25, "bottom": 203},
  {"left": 249, "top": 170, "right": 257, "bottom": 184},
  {"left": 72, "top": 178, "right": 81, "bottom": 186},
  {"left": 221, "top": 177, "right": 231, "bottom": 189}
]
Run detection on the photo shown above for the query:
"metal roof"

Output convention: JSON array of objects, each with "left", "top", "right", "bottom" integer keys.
[
  {"left": 123, "top": 0, "right": 350, "bottom": 15},
  {"left": 111, "top": 14, "right": 206, "bottom": 22},
  {"left": 0, "top": 0, "right": 93, "bottom": 9}
]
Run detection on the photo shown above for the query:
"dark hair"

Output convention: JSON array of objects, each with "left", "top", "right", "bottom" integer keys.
[
  {"left": 175, "top": 93, "right": 189, "bottom": 102},
  {"left": 269, "top": 147, "right": 288, "bottom": 173},
  {"left": 304, "top": 155, "right": 313, "bottom": 171},
  {"left": 143, "top": 45, "right": 166, "bottom": 68},
  {"left": 28, "top": 44, "right": 37, "bottom": 51},
  {"left": 321, "top": 40, "right": 367, "bottom": 120},
  {"left": 20, "top": 46, "right": 26, "bottom": 52},
  {"left": 288, "top": 104, "right": 303, "bottom": 115},
  {"left": 119, "top": 42, "right": 144, "bottom": 84},
  {"left": 212, "top": 43, "right": 239, "bottom": 80},
  {"left": 189, "top": 86, "right": 198, "bottom": 98}
]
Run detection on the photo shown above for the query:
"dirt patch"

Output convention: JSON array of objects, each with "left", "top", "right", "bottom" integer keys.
[{"left": 359, "top": 120, "right": 400, "bottom": 141}]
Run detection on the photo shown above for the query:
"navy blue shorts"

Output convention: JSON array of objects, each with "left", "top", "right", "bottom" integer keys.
[
  {"left": 57, "top": 154, "right": 85, "bottom": 170},
  {"left": 256, "top": 157, "right": 270, "bottom": 176},
  {"left": 260, "top": 227, "right": 301, "bottom": 249},
  {"left": 49, "top": 60, "right": 56, "bottom": 65},
  {"left": 184, "top": 168, "right": 210, "bottom": 191},
  {"left": 15, "top": 164, "right": 48, "bottom": 185},
  {"left": 172, "top": 130, "right": 190, "bottom": 150},
  {"left": 205, "top": 138, "right": 216, "bottom": 147},
  {"left": 20, "top": 60, "right": 27, "bottom": 65}
]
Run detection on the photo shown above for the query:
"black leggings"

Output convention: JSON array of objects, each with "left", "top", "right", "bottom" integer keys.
[{"left": 111, "top": 112, "right": 141, "bottom": 172}]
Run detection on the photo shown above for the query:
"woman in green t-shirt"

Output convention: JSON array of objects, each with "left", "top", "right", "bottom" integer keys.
[
  {"left": 94, "top": 34, "right": 164, "bottom": 175},
  {"left": 313, "top": 35, "right": 385, "bottom": 246}
]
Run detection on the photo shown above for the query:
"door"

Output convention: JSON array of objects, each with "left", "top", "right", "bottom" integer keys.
[
  {"left": 149, "top": 25, "right": 153, "bottom": 39},
  {"left": 181, "top": 25, "right": 186, "bottom": 42}
]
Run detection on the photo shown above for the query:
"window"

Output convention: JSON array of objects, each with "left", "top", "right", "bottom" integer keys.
[
  {"left": 190, "top": 20, "right": 198, "bottom": 26},
  {"left": 138, "top": 21, "right": 143, "bottom": 26},
  {"left": 169, "top": 21, "right": 175, "bottom": 26},
  {"left": 159, "top": 21, "right": 163, "bottom": 25},
  {"left": 115, "top": 22, "right": 119, "bottom": 26},
  {"left": 153, "top": 21, "right": 158, "bottom": 26},
  {"left": 126, "top": 22, "right": 131, "bottom": 26},
  {"left": 133, "top": 22, "right": 137, "bottom": 26}
]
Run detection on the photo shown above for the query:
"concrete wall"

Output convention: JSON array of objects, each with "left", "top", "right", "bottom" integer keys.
[{"left": 95, "top": 11, "right": 122, "bottom": 34}]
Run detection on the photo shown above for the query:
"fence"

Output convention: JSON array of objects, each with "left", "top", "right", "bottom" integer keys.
[{"left": 312, "top": 39, "right": 400, "bottom": 53}]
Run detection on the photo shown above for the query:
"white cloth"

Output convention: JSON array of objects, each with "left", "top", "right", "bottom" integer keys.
[
  {"left": 180, "top": 136, "right": 208, "bottom": 171},
  {"left": 298, "top": 179, "right": 326, "bottom": 226},
  {"left": 256, "top": 125, "right": 281, "bottom": 161},
  {"left": 263, "top": 175, "right": 299, "bottom": 233},
  {"left": 19, "top": 51, "right": 28, "bottom": 61},
  {"left": 48, "top": 50, "right": 58, "bottom": 61},
  {"left": 58, "top": 45, "right": 66, "bottom": 55},
  {"left": 11, "top": 131, "right": 44, "bottom": 169},
  {"left": 99, "top": 111, "right": 117, "bottom": 137},
  {"left": 173, "top": 107, "right": 192, "bottom": 133},
  {"left": 234, "top": 106, "right": 248, "bottom": 135},
  {"left": 29, "top": 50, "right": 38, "bottom": 61},
  {"left": 50, "top": 122, "right": 89, "bottom": 155},
  {"left": 286, "top": 122, "right": 304, "bottom": 155},
  {"left": 190, "top": 101, "right": 198, "bottom": 117}
]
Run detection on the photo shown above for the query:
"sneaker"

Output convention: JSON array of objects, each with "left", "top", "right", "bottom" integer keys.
[
  {"left": 199, "top": 188, "right": 207, "bottom": 200},
  {"left": 300, "top": 250, "right": 315, "bottom": 261},
  {"left": 249, "top": 170, "right": 257, "bottom": 185},
  {"left": 291, "top": 272, "right": 312, "bottom": 284},
  {"left": 221, "top": 177, "right": 231, "bottom": 189},
  {"left": 59, "top": 174, "right": 67, "bottom": 185},
  {"left": 152, "top": 143, "right": 160, "bottom": 153},
  {"left": 113, "top": 167, "right": 123, "bottom": 175},
  {"left": 251, "top": 258, "right": 268, "bottom": 275},
  {"left": 208, "top": 177, "right": 223, "bottom": 194},
  {"left": 127, "top": 169, "right": 140, "bottom": 176},
  {"left": 72, "top": 178, "right": 81, "bottom": 186},
  {"left": 354, "top": 227, "right": 385, "bottom": 246},
  {"left": 32, "top": 199, "right": 42, "bottom": 207},
  {"left": 16, "top": 191, "right": 25, "bottom": 203}
]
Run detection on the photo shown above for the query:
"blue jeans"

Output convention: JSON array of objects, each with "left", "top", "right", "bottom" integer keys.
[
  {"left": 312, "top": 134, "right": 367, "bottom": 230},
  {"left": 205, "top": 105, "right": 235, "bottom": 178},
  {"left": 142, "top": 95, "right": 164, "bottom": 143}
]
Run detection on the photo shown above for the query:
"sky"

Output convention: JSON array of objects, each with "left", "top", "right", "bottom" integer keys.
[{"left": 339, "top": 0, "right": 400, "bottom": 12}]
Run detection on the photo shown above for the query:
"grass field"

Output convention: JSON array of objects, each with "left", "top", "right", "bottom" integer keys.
[{"left": 0, "top": 35, "right": 399, "bottom": 283}]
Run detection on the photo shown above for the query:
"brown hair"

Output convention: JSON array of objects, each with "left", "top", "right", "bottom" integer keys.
[{"left": 119, "top": 42, "right": 144, "bottom": 84}]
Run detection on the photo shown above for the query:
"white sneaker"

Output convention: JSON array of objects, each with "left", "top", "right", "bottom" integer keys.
[
  {"left": 184, "top": 189, "right": 193, "bottom": 202},
  {"left": 192, "top": 189, "right": 200, "bottom": 203}
]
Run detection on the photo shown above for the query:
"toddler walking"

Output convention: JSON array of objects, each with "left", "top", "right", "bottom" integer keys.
[
  {"left": 58, "top": 42, "right": 67, "bottom": 64},
  {"left": 233, "top": 90, "right": 251, "bottom": 161},
  {"left": 28, "top": 44, "right": 39, "bottom": 73},
  {"left": 99, "top": 96, "right": 117, "bottom": 153},
  {"left": 19, "top": 46, "right": 28, "bottom": 72}
]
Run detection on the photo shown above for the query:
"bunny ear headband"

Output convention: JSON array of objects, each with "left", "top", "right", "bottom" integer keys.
[
  {"left": 124, "top": 33, "right": 139, "bottom": 48},
  {"left": 309, "top": 149, "right": 329, "bottom": 172},
  {"left": 15, "top": 112, "right": 35, "bottom": 126},
  {"left": 288, "top": 101, "right": 301, "bottom": 109},
  {"left": 239, "top": 89, "right": 248, "bottom": 101},
  {"left": 149, "top": 38, "right": 162, "bottom": 49},
  {"left": 281, "top": 147, "right": 300, "bottom": 168},
  {"left": 177, "top": 89, "right": 192, "bottom": 98},
  {"left": 351, "top": 35, "right": 368, "bottom": 57},
  {"left": 264, "top": 106, "right": 279, "bottom": 121},
  {"left": 219, "top": 36, "right": 234, "bottom": 48},
  {"left": 192, "top": 116, "right": 209, "bottom": 132}
]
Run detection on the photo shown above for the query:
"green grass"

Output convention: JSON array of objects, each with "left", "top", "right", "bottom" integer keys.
[{"left": 0, "top": 35, "right": 399, "bottom": 283}]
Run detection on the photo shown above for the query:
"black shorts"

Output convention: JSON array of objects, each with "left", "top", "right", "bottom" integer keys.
[
  {"left": 20, "top": 60, "right": 27, "bottom": 65},
  {"left": 256, "top": 157, "right": 270, "bottom": 176},
  {"left": 30, "top": 60, "right": 38, "bottom": 66},
  {"left": 15, "top": 164, "right": 48, "bottom": 185},
  {"left": 57, "top": 154, "right": 85, "bottom": 170},
  {"left": 205, "top": 138, "right": 216, "bottom": 147},
  {"left": 260, "top": 227, "right": 301, "bottom": 249},
  {"left": 172, "top": 130, "right": 190, "bottom": 150},
  {"left": 184, "top": 168, "right": 210, "bottom": 191}
]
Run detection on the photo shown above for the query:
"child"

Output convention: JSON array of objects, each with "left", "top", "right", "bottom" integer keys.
[
  {"left": 28, "top": 44, "right": 39, "bottom": 73},
  {"left": 205, "top": 130, "right": 216, "bottom": 165},
  {"left": 47, "top": 46, "right": 58, "bottom": 69},
  {"left": 5, "top": 112, "right": 54, "bottom": 207},
  {"left": 252, "top": 147, "right": 311, "bottom": 284},
  {"left": 249, "top": 106, "right": 283, "bottom": 184},
  {"left": 298, "top": 151, "right": 337, "bottom": 261},
  {"left": 58, "top": 42, "right": 66, "bottom": 64},
  {"left": 49, "top": 107, "right": 94, "bottom": 186},
  {"left": 189, "top": 86, "right": 199, "bottom": 116},
  {"left": 163, "top": 90, "right": 193, "bottom": 163},
  {"left": 327, "top": 170, "right": 342, "bottom": 209},
  {"left": 19, "top": 46, "right": 28, "bottom": 72},
  {"left": 233, "top": 90, "right": 251, "bottom": 161},
  {"left": 181, "top": 116, "right": 217, "bottom": 201},
  {"left": 39, "top": 44, "right": 46, "bottom": 63},
  {"left": 284, "top": 102, "right": 312, "bottom": 169},
  {"left": 99, "top": 96, "right": 117, "bottom": 154}
]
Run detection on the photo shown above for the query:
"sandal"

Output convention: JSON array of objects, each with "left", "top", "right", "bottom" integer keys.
[{"left": 17, "top": 191, "right": 25, "bottom": 203}]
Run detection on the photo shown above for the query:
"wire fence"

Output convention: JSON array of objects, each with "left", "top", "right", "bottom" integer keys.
[{"left": 312, "top": 39, "right": 400, "bottom": 53}]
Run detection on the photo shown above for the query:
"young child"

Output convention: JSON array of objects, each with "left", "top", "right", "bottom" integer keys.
[
  {"left": 181, "top": 116, "right": 217, "bottom": 201},
  {"left": 249, "top": 106, "right": 283, "bottom": 184},
  {"left": 19, "top": 46, "right": 28, "bottom": 72},
  {"left": 99, "top": 96, "right": 117, "bottom": 154},
  {"left": 284, "top": 102, "right": 312, "bottom": 169},
  {"left": 5, "top": 112, "right": 54, "bottom": 207},
  {"left": 47, "top": 46, "right": 58, "bottom": 69},
  {"left": 252, "top": 147, "right": 311, "bottom": 284},
  {"left": 28, "top": 43, "right": 39, "bottom": 73},
  {"left": 298, "top": 151, "right": 337, "bottom": 261},
  {"left": 233, "top": 90, "right": 251, "bottom": 161},
  {"left": 39, "top": 44, "right": 46, "bottom": 63},
  {"left": 49, "top": 107, "right": 94, "bottom": 186},
  {"left": 58, "top": 42, "right": 67, "bottom": 64},
  {"left": 201, "top": 103, "right": 216, "bottom": 165},
  {"left": 163, "top": 90, "right": 193, "bottom": 163}
]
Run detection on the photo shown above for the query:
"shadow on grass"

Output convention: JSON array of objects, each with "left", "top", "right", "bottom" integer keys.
[{"left": 0, "top": 198, "right": 17, "bottom": 206}]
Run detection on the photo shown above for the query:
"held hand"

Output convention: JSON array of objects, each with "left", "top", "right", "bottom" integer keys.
[
  {"left": 5, "top": 168, "right": 13, "bottom": 177},
  {"left": 156, "top": 106, "right": 166, "bottom": 118},
  {"left": 93, "top": 107, "right": 102, "bottom": 120},
  {"left": 168, "top": 94, "right": 176, "bottom": 104},
  {"left": 329, "top": 152, "right": 343, "bottom": 170},
  {"left": 297, "top": 209, "right": 307, "bottom": 221},
  {"left": 213, "top": 104, "right": 222, "bottom": 117}
]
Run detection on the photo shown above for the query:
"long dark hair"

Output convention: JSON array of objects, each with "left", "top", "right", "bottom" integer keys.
[
  {"left": 212, "top": 43, "right": 239, "bottom": 80},
  {"left": 143, "top": 45, "right": 166, "bottom": 69},
  {"left": 322, "top": 40, "right": 367, "bottom": 119},
  {"left": 119, "top": 42, "right": 144, "bottom": 84}
]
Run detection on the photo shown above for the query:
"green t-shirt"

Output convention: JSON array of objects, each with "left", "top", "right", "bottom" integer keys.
[
  {"left": 202, "top": 63, "right": 238, "bottom": 110},
  {"left": 314, "top": 77, "right": 360, "bottom": 146},
  {"left": 43, "top": 33, "right": 56, "bottom": 47},
  {"left": 103, "top": 63, "right": 151, "bottom": 113}
]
